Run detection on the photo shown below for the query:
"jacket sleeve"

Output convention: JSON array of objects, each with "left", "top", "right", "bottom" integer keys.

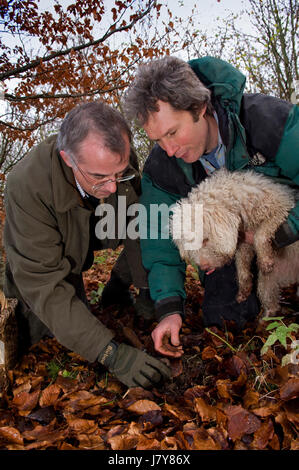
[
  {"left": 140, "top": 173, "right": 186, "bottom": 321},
  {"left": 241, "top": 94, "right": 299, "bottom": 247},
  {"left": 4, "top": 174, "right": 114, "bottom": 362}
]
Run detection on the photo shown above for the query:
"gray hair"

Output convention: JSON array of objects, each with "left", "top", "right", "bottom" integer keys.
[
  {"left": 124, "top": 56, "right": 213, "bottom": 125},
  {"left": 57, "top": 101, "right": 131, "bottom": 162}
]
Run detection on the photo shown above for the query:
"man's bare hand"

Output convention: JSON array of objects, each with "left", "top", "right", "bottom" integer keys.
[{"left": 151, "top": 313, "right": 183, "bottom": 358}]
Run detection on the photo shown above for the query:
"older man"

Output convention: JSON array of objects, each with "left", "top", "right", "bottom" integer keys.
[
  {"left": 1, "top": 101, "right": 171, "bottom": 389},
  {"left": 124, "top": 56, "right": 299, "bottom": 358}
]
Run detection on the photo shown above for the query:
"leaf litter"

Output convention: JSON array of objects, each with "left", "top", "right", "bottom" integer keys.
[{"left": 0, "top": 248, "right": 298, "bottom": 450}]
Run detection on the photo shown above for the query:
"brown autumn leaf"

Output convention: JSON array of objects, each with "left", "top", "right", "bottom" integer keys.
[
  {"left": 55, "top": 375, "right": 79, "bottom": 393},
  {"left": 12, "top": 389, "right": 40, "bottom": 416},
  {"left": 126, "top": 400, "right": 161, "bottom": 415},
  {"left": 208, "top": 426, "right": 229, "bottom": 450},
  {"left": 283, "top": 399, "right": 299, "bottom": 429},
  {"left": 291, "top": 439, "right": 299, "bottom": 450},
  {"left": 39, "top": 384, "right": 61, "bottom": 407},
  {"left": 163, "top": 403, "right": 193, "bottom": 422},
  {"left": 160, "top": 436, "right": 179, "bottom": 450},
  {"left": 138, "top": 410, "right": 163, "bottom": 431},
  {"left": 0, "top": 426, "right": 24, "bottom": 445},
  {"left": 22, "top": 424, "right": 69, "bottom": 447},
  {"left": 77, "top": 430, "right": 106, "bottom": 450},
  {"left": 275, "top": 411, "right": 293, "bottom": 449},
  {"left": 12, "top": 381, "right": 32, "bottom": 397},
  {"left": 184, "top": 428, "right": 221, "bottom": 450},
  {"left": 280, "top": 378, "right": 299, "bottom": 401},
  {"left": 251, "top": 419, "right": 275, "bottom": 450},
  {"left": 194, "top": 397, "right": 217, "bottom": 422},
  {"left": 136, "top": 435, "right": 161, "bottom": 450},
  {"left": 107, "top": 433, "right": 139, "bottom": 450},
  {"left": 225, "top": 405, "right": 261, "bottom": 440},
  {"left": 169, "top": 358, "right": 183, "bottom": 377},
  {"left": 119, "top": 387, "right": 154, "bottom": 409},
  {"left": 183, "top": 385, "right": 206, "bottom": 406},
  {"left": 225, "top": 355, "right": 248, "bottom": 378},
  {"left": 243, "top": 388, "right": 260, "bottom": 409},
  {"left": 66, "top": 416, "right": 98, "bottom": 434},
  {"left": 216, "top": 379, "right": 232, "bottom": 400},
  {"left": 202, "top": 346, "right": 217, "bottom": 360}
]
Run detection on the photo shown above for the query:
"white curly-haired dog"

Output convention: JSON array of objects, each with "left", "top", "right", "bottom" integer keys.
[{"left": 171, "top": 169, "right": 299, "bottom": 317}]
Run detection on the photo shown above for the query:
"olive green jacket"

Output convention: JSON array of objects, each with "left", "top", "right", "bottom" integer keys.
[{"left": 3, "top": 135, "right": 141, "bottom": 362}]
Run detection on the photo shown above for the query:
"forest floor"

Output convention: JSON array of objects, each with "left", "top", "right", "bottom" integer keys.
[{"left": 0, "top": 247, "right": 298, "bottom": 451}]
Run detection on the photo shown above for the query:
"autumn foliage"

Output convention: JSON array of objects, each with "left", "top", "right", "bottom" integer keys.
[{"left": 0, "top": 249, "right": 298, "bottom": 450}]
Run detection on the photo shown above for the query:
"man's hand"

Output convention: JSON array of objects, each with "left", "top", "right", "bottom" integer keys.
[{"left": 151, "top": 313, "right": 183, "bottom": 358}]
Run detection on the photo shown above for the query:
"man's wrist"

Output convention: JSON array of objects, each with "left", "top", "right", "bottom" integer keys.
[
  {"left": 97, "top": 340, "right": 119, "bottom": 368},
  {"left": 155, "top": 296, "right": 185, "bottom": 322}
]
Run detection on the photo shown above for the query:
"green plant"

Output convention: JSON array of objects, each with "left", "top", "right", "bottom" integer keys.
[
  {"left": 90, "top": 282, "right": 105, "bottom": 305},
  {"left": 261, "top": 316, "right": 299, "bottom": 364},
  {"left": 46, "top": 358, "right": 78, "bottom": 381}
]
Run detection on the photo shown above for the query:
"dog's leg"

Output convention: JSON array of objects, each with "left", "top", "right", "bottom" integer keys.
[
  {"left": 235, "top": 243, "right": 255, "bottom": 303},
  {"left": 257, "top": 271, "right": 281, "bottom": 319},
  {"left": 253, "top": 224, "right": 277, "bottom": 274}
]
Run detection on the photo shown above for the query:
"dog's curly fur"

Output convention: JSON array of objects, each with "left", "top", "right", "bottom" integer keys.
[{"left": 171, "top": 169, "right": 299, "bottom": 317}]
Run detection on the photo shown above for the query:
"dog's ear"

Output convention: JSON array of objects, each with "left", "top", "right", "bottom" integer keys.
[{"left": 204, "top": 208, "right": 241, "bottom": 257}]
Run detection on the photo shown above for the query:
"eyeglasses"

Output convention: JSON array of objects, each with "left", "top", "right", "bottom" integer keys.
[{"left": 71, "top": 157, "right": 135, "bottom": 192}]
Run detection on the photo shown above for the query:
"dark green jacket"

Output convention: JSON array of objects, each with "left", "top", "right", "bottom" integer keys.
[
  {"left": 4, "top": 135, "right": 141, "bottom": 362},
  {"left": 140, "top": 56, "right": 299, "bottom": 320}
]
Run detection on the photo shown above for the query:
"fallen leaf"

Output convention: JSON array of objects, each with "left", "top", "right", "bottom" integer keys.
[
  {"left": 291, "top": 439, "right": 299, "bottom": 450},
  {"left": 202, "top": 346, "right": 216, "bottom": 360},
  {"left": 169, "top": 358, "right": 183, "bottom": 377},
  {"left": 107, "top": 433, "right": 138, "bottom": 450},
  {"left": 243, "top": 388, "right": 260, "bottom": 409},
  {"left": 39, "top": 384, "right": 61, "bottom": 407},
  {"left": 136, "top": 435, "right": 161, "bottom": 450},
  {"left": 66, "top": 416, "right": 98, "bottom": 434},
  {"left": 163, "top": 403, "right": 193, "bottom": 422},
  {"left": 251, "top": 419, "right": 274, "bottom": 449},
  {"left": 216, "top": 379, "right": 232, "bottom": 400},
  {"left": 160, "top": 436, "right": 179, "bottom": 450},
  {"left": 12, "top": 389, "right": 40, "bottom": 416},
  {"left": 194, "top": 397, "right": 217, "bottom": 422},
  {"left": 185, "top": 428, "right": 221, "bottom": 450},
  {"left": 138, "top": 410, "right": 163, "bottom": 430},
  {"left": 126, "top": 400, "right": 161, "bottom": 415},
  {"left": 183, "top": 385, "right": 206, "bottom": 406},
  {"left": 28, "top": 406, "right": 57, "bottom": 424},
  {"left": 0, "top": 426, "right": 24, "bottom": 445},
  {"left": 280, "top": 378, "right": 299, "bottom": 401},
  {"left": 77, "top": 430, "right": 106, "bottom": 450},
  {"left": 225, "top": 355, "right": 248, "bottom": 378},
  {"left": 225, "top": 405, "right": 261, "bottom": 440}
]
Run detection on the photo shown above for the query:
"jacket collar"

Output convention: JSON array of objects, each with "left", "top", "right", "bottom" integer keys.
[{"left": 52, "top": 147, "right": 85, "bottom": 213}]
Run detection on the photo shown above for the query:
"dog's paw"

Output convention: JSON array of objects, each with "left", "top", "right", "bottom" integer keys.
[{"left": 236, "top": 286, "right": 252, "bottom": 303}]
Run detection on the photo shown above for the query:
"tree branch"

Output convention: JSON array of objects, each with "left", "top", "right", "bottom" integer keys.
[{"left": 0, "top": 0, "right": 155, "bottom": 81}]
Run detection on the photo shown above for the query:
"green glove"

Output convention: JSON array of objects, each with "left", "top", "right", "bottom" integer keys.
[{"left": 98, "top": 341, "right": 171, "bottom": 388}]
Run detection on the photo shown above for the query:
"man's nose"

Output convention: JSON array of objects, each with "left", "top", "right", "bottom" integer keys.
[
  {"left": 163, "top": 141, "right": 179, "bottom": 157},
  {"left": 105, "top": 180, "right": 117, "bottom": 193}
]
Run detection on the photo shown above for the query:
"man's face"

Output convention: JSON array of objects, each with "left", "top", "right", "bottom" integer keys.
[
  {"left": 61, "top": 131, "right": 131, "bottom": 198},
  {"left": 143, "top": 100, "right": 217, "bottom": 164}
]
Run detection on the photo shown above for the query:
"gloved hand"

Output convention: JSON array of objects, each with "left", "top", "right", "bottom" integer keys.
[
  {"left": 134, "top": 287, "right": 155, "bottom": 321},
  {"left": 98, "top": 341, "right": 171, "bottom": 388}
]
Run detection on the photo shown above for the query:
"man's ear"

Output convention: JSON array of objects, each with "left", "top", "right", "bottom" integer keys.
[{"left": 60, "top": 150, "right": 73, "bottom": 168}]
